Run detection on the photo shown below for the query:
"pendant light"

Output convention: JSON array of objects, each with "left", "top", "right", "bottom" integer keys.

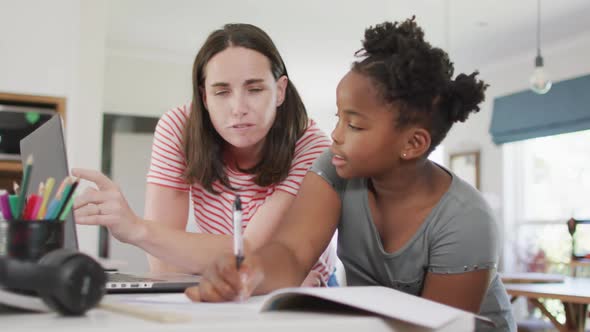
[{"left": 529, "top": 0, "right": 552, "bottom": 94}]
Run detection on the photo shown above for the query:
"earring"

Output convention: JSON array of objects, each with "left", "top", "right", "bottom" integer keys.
[{"left": 402, "top": 153, "right": 407, "bottom": 158}]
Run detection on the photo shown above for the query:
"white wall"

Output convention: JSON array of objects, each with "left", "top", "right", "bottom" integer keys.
[
  {"left": 103, "top": 52, "right": 192, "bottom": 116},
  {"left": 111, "top": 132, "right": 153, "bottom": 271},
  {"left": 0, "top": 0, "right": 107, "bottom": 256},
  {"left": 443, "top": 31, "right": 590, "bottom": 270}
]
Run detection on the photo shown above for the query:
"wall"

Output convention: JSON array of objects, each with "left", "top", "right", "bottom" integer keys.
[
  {"left": 0, "top": 0, "right": 107, "bottom": 256},
  {"left": 111, "top": 132, "right": 153, "bottom": 271},
  {"left": 103, "top": 51, "right": 192, "bottom": 116},
  {"left": 443, "top": 31, "right": 590, "bottom": 270}
]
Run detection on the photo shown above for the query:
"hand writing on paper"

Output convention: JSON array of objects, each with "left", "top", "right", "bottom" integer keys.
[
  {"left": 185, "top": 251, "right": 264, "bottom": 303},
  {"left": 72, "top": 168, "right": 143, "bottom": 244}
]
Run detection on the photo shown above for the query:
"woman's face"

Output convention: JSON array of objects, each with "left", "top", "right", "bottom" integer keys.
[
  {"left": 202, "top": 46, "right": 287, "bottom": 155},
  {"left": 331, "top": 70, "right": 408, "bottom": 179}
]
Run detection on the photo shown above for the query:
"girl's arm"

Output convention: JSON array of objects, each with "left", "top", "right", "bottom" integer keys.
[
  {"left": 421, "top": 270, "right": 492, "bottom": 313},
  {"left": 185, "top": 172, "right": 341, "bottom": 301},
  {"left": 253, "top": 172, "right": 341, "bottom": 292}
]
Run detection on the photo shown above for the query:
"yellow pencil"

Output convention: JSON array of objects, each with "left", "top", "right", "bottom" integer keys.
[{"left": 37, "top": 177, "right": 55, "bottom": 219}]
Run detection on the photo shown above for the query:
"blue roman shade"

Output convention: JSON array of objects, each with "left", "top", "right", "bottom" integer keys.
[{"left": 490, "top": 74, "right": 590, "bottom": 144}]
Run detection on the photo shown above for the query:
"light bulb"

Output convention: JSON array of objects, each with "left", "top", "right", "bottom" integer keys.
[{"left": 529, "top": 55, "right": 552, "bottom": 94}]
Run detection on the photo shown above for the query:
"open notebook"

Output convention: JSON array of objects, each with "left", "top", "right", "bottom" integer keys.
[{"left": 115, "top": 286, "right": 480, "bottom": 331}]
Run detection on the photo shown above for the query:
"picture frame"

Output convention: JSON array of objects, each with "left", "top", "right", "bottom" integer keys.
[{"left": 449, "top": 151, "right": 480, "bottom": 190}]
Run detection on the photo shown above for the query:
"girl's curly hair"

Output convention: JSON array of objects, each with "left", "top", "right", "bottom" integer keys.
[{"left": 353, "top": 17, "right": 489, "bottom": 153}]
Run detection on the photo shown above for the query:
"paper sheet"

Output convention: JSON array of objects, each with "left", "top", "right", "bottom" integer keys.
[{"left": 0, "top": 288, "right": 50, "bottom": 313}]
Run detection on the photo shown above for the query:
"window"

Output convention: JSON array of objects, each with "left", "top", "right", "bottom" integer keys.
[
  {"left": 519, "top": 130, "right": 590, "bottom": 222},
  {"left": 506, "top": 129, "right": 590, "bottom": 270},
  {"left": 505, "top": 129, "right": 590, "bottom": 323}
]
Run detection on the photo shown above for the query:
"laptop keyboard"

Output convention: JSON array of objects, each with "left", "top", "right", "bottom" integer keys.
[{"left": 107, "top": 273, "right": 164, "bottom": 283}]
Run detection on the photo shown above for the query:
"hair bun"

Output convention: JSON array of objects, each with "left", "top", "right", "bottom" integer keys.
[
  {"left": 358, "top": 16, "right": 425, "bottom": 58},
  {"left": 447, "top": 72, "right": 488, "bottom": 123}
]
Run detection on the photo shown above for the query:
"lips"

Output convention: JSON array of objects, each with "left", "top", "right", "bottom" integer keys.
[
  {"left": 330, "top": 150, "right": 347, "bottom": 167},
  {"left": 229, "top": 123, "right": 254, "bottom": 129}
]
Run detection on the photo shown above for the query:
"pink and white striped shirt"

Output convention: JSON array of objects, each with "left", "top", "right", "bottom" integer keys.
[{"left": 147, "top": 104, "right": 335, "bottom": 283}]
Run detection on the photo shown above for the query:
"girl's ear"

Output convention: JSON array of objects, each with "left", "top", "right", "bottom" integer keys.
[
  {"left": 200, "top": 86, "right": 208, "bottom": 111},
  {"left": 400, "top": 127, "right": 432, "bottom": 160},
  {"left": 276, "top": 75, "right": 288, "bottom": 107}
]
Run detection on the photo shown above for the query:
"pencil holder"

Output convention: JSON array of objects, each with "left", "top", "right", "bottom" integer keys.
[{"left": 7, "top": 220, "right": 63, "bottom": 261}]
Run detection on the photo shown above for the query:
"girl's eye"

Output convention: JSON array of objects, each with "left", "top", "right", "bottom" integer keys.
[
  {"left": 214, "top": 90, "right": 229, "bottom": 96},
  {"left": 249, "top": 88, "right": 263, "bottom": 93},
  {"left": 348, "top": 124, "right": 363, "bottom": 131}
]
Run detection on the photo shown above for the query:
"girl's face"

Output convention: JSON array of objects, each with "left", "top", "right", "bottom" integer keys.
[
  {"left": 331, "top": 70, "right": 409, "bottom": 179},
  {"left": 202, "top": 46, "right": 287, "bottom": 155}
]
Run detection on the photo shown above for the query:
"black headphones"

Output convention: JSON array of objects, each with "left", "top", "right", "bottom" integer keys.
[{"left": 0, "top": 249, "right": 106, "bottom": 315}]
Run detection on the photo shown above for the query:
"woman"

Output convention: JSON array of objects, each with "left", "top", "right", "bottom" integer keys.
[{"left": 73, "top": 23, "right": 335, "bottom": 286}]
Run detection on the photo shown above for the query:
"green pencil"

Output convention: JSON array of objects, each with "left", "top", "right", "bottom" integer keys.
[
  {"left": 15, "top": 155, "right": 33, "bottom": 219},
  {"left": 58, "top": 194, "right": 76, "bottom": 221}
]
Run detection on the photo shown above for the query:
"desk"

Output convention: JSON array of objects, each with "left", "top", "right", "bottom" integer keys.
[
  {"left": 504, "top": 277, "right": 590, "bottom": 332},
  {"left": 0, "top": 293, "right": 474, "bottom": 332},
  {"left": 569, "top": 259, "right": 590, "bottom": 277}
]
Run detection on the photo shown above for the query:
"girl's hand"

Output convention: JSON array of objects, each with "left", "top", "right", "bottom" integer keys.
[
  {"left": 72, "top": 168, "right": 143, "bottom": 244},
  {"left": 185, "top": 252, "right": 264, "bottom": 302}
]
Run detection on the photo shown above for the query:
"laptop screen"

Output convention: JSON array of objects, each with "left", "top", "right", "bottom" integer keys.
[{"left": 19, "top": 114, "right": 78, "bottom": 250}]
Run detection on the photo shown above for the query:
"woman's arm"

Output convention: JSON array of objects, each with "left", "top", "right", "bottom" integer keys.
[
  {"left": 141, "top": 182, "right": 297, "bottom": 274},
  {"left": 73, "top": 169, "right": 313, "bottom": 275},
  {"left": 143, "top": 183, "right": 188, "bottom": 273}
]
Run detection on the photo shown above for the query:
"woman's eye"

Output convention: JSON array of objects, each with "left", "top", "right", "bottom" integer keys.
[
  {"left": 214, "top": 90, "right": 229, "bottom": 96},
  {"left": 249, "top": 88, "right": 263, "bottom": 93}
]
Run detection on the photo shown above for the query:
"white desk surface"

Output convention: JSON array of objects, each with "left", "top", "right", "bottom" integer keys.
[
  {"left": 504, "top": 276, "right": 590, "bottom": 304},
  {"left": 0, "top": 293, "right": 474, "bottom": 332}
]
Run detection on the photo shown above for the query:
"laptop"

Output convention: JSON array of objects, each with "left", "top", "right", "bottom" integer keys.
[{"left": 20, "top": 114, "right": 200, "bottom": 293}]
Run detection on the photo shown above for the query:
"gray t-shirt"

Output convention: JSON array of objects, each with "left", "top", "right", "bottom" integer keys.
[{"left": 310, "top": 150, "right": 515, "bottom": 332}]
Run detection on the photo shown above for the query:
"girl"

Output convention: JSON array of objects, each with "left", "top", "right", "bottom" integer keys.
[
  {"left": 186, "top": 18, "right": 515, "bottom": 331},
  {"left": 73, "top": 23, "right": 335, "bottom": 286}
]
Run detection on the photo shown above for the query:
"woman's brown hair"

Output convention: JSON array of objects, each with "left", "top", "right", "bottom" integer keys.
[{"left": 183, "top": 23, "right": 309, "bottom": 193}]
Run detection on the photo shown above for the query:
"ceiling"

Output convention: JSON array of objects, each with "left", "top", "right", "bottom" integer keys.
[{"left": 106, "top": 0, "right": 590, "bottom": 71}]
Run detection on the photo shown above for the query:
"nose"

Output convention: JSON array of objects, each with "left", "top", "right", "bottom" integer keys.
[
  {"left": 231, "top": 92, "right": 248, "bottom": 118},
  {"left": 331, "top": 120, "right": 343, "bottom": 145}
]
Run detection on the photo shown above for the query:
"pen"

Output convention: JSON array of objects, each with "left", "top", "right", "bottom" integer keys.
[{"left": 232, "top": 195, "right": 244, "bottom": 269}]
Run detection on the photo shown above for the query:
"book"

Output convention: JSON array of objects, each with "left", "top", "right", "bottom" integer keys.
[
  {"left": 260, "top": 286, "right": 476, "bottom": 331},
  {"left": 117, "top": 287, "right": 476, "bottom": 331}
]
